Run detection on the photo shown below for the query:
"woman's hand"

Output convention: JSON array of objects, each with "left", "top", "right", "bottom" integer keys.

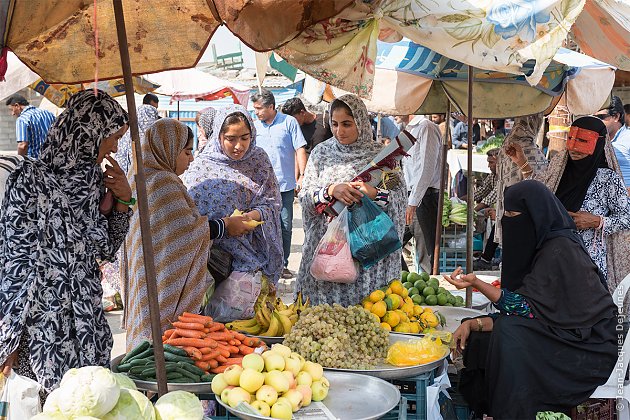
[
  {"left": 1, "top": 349, "right": 19, "bottom": 375},
  {"left": 329, "top": 183, "right": 363, "bottom": 206},
  {"left": 223, "top": 215, "right": 257, "bottom": 237},
  {"left": 443, "top": 267, "right": 479, "bottom": 289},
  {"left": 103, "top": 156, "right": 132, "bottom": 202},
  {"left": 504, "top": 142, "right": 526, "bottom": 167},
  {"left": 452, "top": 320, "right": 473, "bottom": 355},
  {"left": 348, "top": 181, "right": 377, "bottom": 200},
  {"left": 568, "top": 211, "right": 601, "bottom": 230}
]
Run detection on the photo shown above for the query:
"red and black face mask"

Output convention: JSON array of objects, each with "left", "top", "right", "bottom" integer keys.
[{"left": 566, "top": 126, "right": 600, "bottom": 155}]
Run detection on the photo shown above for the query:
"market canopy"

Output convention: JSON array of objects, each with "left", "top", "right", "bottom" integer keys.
[
  {"left": 0, "top": 0, "right": 352, "bottom": 84},
  {"left": 305, "top": 40, "right": 616, "bottom": 118},
  {"left": 276, "top": 0, "right": 630, "bottom": 98},
  {"left": 147, "top": 68, "right": 250, "bottom": 105}
]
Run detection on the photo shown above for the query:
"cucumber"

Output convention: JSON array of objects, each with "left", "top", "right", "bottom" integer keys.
[
  {"left": 129, "top": 366, "right": 149, "bottom": 375},
  {"left": 127, "top": 347, "right": 154, "bottom": 363},
  {"left": 173, "top": 367, "right": 201, "bottom": 382},
  {"left": 168, "top": 377, "right": 193, "bottom": 383},
  {"left": 116, "top": 363, "right": 132, "bottom": 372},
  {"left": 163, "top": 351, "right": 194, "bottom": 364},
  {"left": 176, "top": 361, "right": 206, "bottom": 376},
  {"left": 201, "top": 374, "right": 215, "bottom": 382},
  {"left": 120, "top": 341, "right": 150, "bottom": 364},
  {"left": 127, "top": 358, "right": 154, "bottom": 368},
  {"left": 163, "top": 344, "right": 188, "bottom": 357},
  {"left": 165, "top": 372, "right": 184, "bottom": 380},
  {"left": 139, "top": 363, "right": 179, "bottom": 378}
]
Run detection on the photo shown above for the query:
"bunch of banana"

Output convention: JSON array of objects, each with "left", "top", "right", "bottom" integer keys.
[{"left": 226, "top": 291, "right": 310, "bottom": 337}]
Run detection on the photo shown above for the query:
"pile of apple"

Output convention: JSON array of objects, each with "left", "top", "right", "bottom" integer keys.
[{"left": 211, "top": 344, "right": 329, "bottom": 419}]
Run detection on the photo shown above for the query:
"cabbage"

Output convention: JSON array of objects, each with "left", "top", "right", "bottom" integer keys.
[
  {"left": 112, "top": 372, "right": 137, "bottom": 390},
  {"left": 42, "top": 388, "right": 62, "bottom": 414},
  {"left": 154, "top": 391, "right": 203, "bottom": 420},
  {"left": 57, "top": 366, "right": 120, "bottom": 418},
  {"left": 31, "top": 413, "right": 67, "bottom": 420},
  {"left": 102, "top": 388, "right": 155, "bottom": 420}
]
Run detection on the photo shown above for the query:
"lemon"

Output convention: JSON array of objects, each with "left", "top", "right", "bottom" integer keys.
[
  {"left": 363, "top": 301, "right": 374, "bottom": 311},
  {"left": 390, "top": 280, "right": 404, "bottom": 296},
  {"left": 380, "top": 322, "right": 392, "bottom": 332},
  {"left": 401, "top": 288, "right": 409, "bottom": 298},
  {"left": 369, "top": 290, "right": 385, "bottom": 303},
  {"left": 410, "top": 322, "right": 421, "bottom": 334},
  {"left": 394, "top": 322, "right": 412, "bottom": 333},
  {"left": 386, "top": 288, "right": 393, "bottom": 295},
  {"left": 413, "top": 305, "right": 424, "bottom": 317},
  {"left": 371, "top": 300, "right": 387, "bottom": 318},
  {"left": 421, "top": 312, "right": 439, "bottom": 328},
  {"left": 383, "top": 311, "right": 401, "bottom": 328}
]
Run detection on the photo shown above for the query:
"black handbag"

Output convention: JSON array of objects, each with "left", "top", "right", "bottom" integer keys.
[{"left": 207, "top": 245, "right": 233, "bottom": 284}]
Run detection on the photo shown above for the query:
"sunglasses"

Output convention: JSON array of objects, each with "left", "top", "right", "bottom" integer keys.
[{"left": 594, "top": 112, "right": 610, "bottom": 120}]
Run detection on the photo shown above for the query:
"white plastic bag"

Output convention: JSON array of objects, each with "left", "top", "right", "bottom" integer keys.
[
  {"left": 310, "top": 209, "right": 358, "bottom": 283},
  {"left": 205, "top": 271, "right": 262, "bottom": 322},
  {"left": 0, "top": 371, "right": 41, "bottom": 419},
  {"left": 426, "top": 359, "right": 451, "bottom": 420}
]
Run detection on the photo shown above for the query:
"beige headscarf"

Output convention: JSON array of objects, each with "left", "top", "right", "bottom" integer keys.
[
  {"left": 494, "top": 113, "right": 547, "bottom": 243},
  {"left": 124, "top": 118, "right": 211, "bottom": 351}
]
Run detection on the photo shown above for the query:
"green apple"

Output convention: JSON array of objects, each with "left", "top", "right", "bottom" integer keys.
[
  {"left": 311, "top": 380, "right": 329, "bottom": 402},
  {"left": 264, "top": 370, "right": 290, "bottom": 393},
  {"left": 296, "top": 384, "right": 313, "bottom": 406},
  {"left": 296, "top": 371, "right": 313, "bottom": 387},
  {"left": 264, "top": 353, "right": 286, "bottom": 372},
  {"left": 239, "top": 368, "right": 265, "bottom": 393},
  {"left": 302, "top": 361, "right": 324, "bottom": 381},
  {"left": 227, "top": 386, "right": 251, "bottom": 408},
  {"left": 271, "top": 344, "right": 292, "bottom": 358},
  {"left": 211, "top": 373, "right": 229, "bottom": 395},
  {"left": 271, "top": 399, "right": 293, "bottom": 420},
  {"left": 242, "top": 353, "right": 265, "bottom": 373},
  {"left": 255, "top": 385, "right": 278, "bottom": 406},
  {"left": 223, "top": 365, "right": 243, "bottom": 386},
  {"left": 284, "top": 389, "right": 304, "bottom": 412},
  {"left": 251, "top": 400, "right": 271, "bottom": 417}
]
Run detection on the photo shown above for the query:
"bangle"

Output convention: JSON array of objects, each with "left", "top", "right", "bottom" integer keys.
[
  {"left": 476, "top": 318, "right": 483, "bottom": 332},
  {"left": 115, "top": 196, "right": 136, "bottom": 206},
  {"left": 598, "top": 216, "right": 604, "bottom": 230},
  {"left": 519, "top": 161, "right": 530, "bottom": 171}
]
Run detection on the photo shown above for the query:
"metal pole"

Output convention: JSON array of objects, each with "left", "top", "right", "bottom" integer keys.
[
  {"left": 177, "top": 101, "right": 180, "bottom": 121},
  {"left": 465, "top": 67, "right": 474, "bottom": 308},
  {"left": 432, "top": 105, "right": 451, "bottom": 275},
  {"left": 113, "top": 0, "right": 168, "bottom": 396}
]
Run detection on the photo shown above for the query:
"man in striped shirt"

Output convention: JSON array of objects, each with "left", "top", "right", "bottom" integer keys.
[{"left": 6, "top": 94, "right": 55, "bottom": 159}]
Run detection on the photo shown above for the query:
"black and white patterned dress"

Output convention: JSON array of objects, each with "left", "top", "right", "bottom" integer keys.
[
  {"left": 578, "top": 168, "right": 630, "bottom": 281},
  {"left": 0, "top": 90, "right": 130, "bottom": 392}
]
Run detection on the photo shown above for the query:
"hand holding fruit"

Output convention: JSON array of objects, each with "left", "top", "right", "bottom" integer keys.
[
  {"left": 503, "top": 141, "right": 526, "bottom": 167},
  {"left": 223, "top": 215, "right": 258, "bottom": 237}
]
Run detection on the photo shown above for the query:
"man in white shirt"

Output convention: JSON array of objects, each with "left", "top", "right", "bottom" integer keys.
[
  {"left": 402, "top": 115, "right": 443, "bottom": 273},
  {"left": 597, "top": 96, "right": 630, "bottom": 190}
]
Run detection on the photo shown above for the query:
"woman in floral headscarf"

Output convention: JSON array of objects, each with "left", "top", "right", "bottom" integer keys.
[
  {"left": 0, "top": 90, "right": 131, "bottom": 392},
  {"left": 297, "top": 94, "right": 406, "bottom": 306},
  {"left": 195, "top": 106, "right": 216, "bottom": 155}
]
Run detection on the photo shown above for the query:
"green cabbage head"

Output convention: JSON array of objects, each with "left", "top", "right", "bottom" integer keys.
[
  {"left": 102, "top": 388, "right": 155, "bottom": 420},
  {"left": 57, "top": 366, "right": 120, "bottom": 418},
  {"left": 154, "top": 391, "right": 203, "bottom": 420}
]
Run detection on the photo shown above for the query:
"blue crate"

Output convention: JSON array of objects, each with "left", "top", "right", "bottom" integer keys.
[{"left": 381, "top": 370, "right": 436, "bottom": 420}]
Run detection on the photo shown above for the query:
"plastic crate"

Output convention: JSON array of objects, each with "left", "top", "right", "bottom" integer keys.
[
  {"left": 382, "top": 370, "right": 435, "bottom": 420},
  {"left": 571, "top": 398, "right": 615, "bottom": 420}
]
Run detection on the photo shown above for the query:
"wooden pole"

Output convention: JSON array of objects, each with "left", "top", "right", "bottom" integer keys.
[
  {"left": 113, "top": 0, "right": 168, "bottom": 396},
  {"left": 465, "top": 66, "right": 474, "bottom": 308},
  {"left": 177, "top": 101, "right": 180, "bottom": 121},
  {"left": 432, "top": 105, "right": 451, "bottom": 275}
]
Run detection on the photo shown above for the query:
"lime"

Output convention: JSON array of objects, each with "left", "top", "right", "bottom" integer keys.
[
  {"left": 414, "top": 280, "right": 426, "bottom": 291},
  {"left": 447, "top": 295, "right": 456, "bottom": 305},
  {"left": 407, "top": 272, "right": 421, "bottom": 283},
  {"left": 401, "top": 271, "right": 409, "bottom": 282},
  {"left": 425, "top": 295, "right": 438, "bottom": 306},
  {"left": 420, "top": 272, "right": 430, "bottom": 282},
  {"left": 422, "top": 287, "right": 436, "bottom": 297},
  {"left": 445, "top": 303, "right": 453, "bottom": 307},
  {"left": 428, "top": 279, "right": 440, "bottom": 289},
  {"left": 437, "top": 293, "right": 448, "bottom": 306},
  {"left": 412, "top": 294, "right": 424, "bottom": 305},
  {"left": 408, "top": 287, "right": 419, "bottom": 297},
  {"left": 403, "top": 282, "right": 414, "bottom": 289},
  {"left": 455, "top": 296, "right": 465, "bottom": 303},
  {"left": 437, "top": 287, "right": 447, "bottom": 295}
]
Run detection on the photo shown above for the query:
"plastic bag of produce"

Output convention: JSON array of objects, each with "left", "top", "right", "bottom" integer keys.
[
  {"left": 0, "top": 371, "right": 42, "bottom": 419},
  {"left": 310, "top": 208, "right": 358, "bottom": 283},
  {"left": 205, "top": 271, "right": 262, "bottom": 322},
  {"left": 386, "top": 336, "right": 449, "bottom": 367},
  {"left": 347, "top": 195, "right": 401, "bottom": 269}
]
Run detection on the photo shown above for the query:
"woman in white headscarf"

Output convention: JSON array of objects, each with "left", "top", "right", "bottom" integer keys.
[{"left": 297, "top": 94, "right": 406, "bottom": 306}]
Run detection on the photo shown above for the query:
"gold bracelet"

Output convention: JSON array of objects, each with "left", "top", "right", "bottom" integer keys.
[
  {"left": 519, "top": 161, "right": 530, "bottom": 171},
  {"left": 476, "top": 318, "right": 483, "bottom": 332}
]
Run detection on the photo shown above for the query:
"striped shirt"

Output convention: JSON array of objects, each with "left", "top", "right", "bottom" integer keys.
[
  {"left": 402, "top": 115, "right": 443, "bottom": 206},
  {"left": 16, "top": 106, "right": 56, "bottom": 159}
]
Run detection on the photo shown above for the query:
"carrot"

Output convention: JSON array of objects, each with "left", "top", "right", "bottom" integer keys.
[
  {"left": 238, "top": 345, "right": 254, "bottom": 355},
  {"left": 211, "top": 365, "right": 229, "bottom": 374},
  {"left": 199, "top": 347, "right": 215, "bottom": 355},
  {"left": 216, "top": 355, "right": 228, "bottom": 364},
  {"left": 214, "top": 345, "right": 231, "bottom": 358},
  {"left": 208, "top": 358, "right": 219, "bottom": 369},
  {"left": 173, "top": 321, "right": 205, "bottom": 331},
  {"left": 203, "top": 328, "right": 211, "bottom": 333},
  {"left": 207, "top": 323, "right": 224, "bottom": 333},
  {"left": 178, "top": 316, "right": 205, "bottom": 324},
  {"left": 164, "top": 329, "right": 175, "bottom": 338},
  {"left": 183, "top": 312, "right": 213, "bottom": 322},
  {"left": 195, "top": 361, "right": 211, "bottom": 371},
  {"left": 224, "top": 357, "right": 244, "bottom": 366},
  {"left": 170, "top": 330, "right": 180, "bottom": 340},
  {"left": 166, "top": 337, "right": 218, "bottom": 348},
  {"left": 226, "top": 345, "right": 240, "bottom": 355},
  {"left": 242, "top": 337, "right": 257, "bottom": 347},
  {"left": 232, "top": 332, "right": 246, "bottom": 342},
  {"left": 175, "top": 328, "right": 205, "bottom": 339},
  {"left": 207, "top": 332, "right": 233, "bottom": 342},
  {"left": 201, "top": 351, "right": 221, "bottom": 361},
  {"left": 183, "top": 346, "right": 203, "bottom": 361},
  {"left": 228, "top": 339, "right": 237, "bottom": 346},
  {"left": 233, "top": 339, "right": 242, "bottom": 346}
]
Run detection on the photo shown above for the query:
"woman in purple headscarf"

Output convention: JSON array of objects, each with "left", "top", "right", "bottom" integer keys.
[{"left": 183, "top": 106, "right": 283, "bottom": 311}]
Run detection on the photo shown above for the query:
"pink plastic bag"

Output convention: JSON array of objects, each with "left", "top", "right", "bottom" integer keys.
[{"left": 310, "top": 209, "right": 358, "bottom": 283}]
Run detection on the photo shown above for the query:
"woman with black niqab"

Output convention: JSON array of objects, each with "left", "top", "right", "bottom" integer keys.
[{"left": 445, "top": 180, "right": 617, "bottom": 419}]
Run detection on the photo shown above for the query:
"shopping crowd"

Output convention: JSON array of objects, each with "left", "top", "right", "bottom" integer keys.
[{"left": 0, "top": 88, "right": 630, "bottom": 418}]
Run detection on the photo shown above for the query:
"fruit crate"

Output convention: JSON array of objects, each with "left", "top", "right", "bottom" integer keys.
[
  {"left": 440, "top": 225, "right": 467, "bottom": 273},
  {"left": 382, "top": 370, "right": 436, "bottom": 420},
  {"left": 571, "top": 398, "right": 615, "bottom": 420}
]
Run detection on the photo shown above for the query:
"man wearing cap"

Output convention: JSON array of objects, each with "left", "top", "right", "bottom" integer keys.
[{"left": 597, "top": 96, "right": 630, "bottom": 189}]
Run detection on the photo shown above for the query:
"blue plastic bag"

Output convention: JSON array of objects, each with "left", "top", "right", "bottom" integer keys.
[{"left": 347, "top": 195, "right": 402, "bottom": 268}]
